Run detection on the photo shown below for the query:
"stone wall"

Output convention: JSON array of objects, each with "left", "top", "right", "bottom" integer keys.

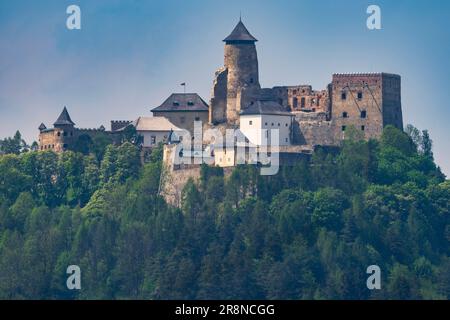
[
  {"left": 209, "top": 67, "right": 228, "bottom": 124},
  {"left": 331, "top": 73, "right": 390, "bottom": 142},
  {"left": 293, "top": 112, "right": 336, "bottom": 146},
  {"left": 381, "top": 74, "right": 403, "bottom": 129},
  {"left": 111, "top": 120, "right": 132, "bottom": 132},
  {"left": 38, "top": 126, "right": 77, "bottom": 152}
]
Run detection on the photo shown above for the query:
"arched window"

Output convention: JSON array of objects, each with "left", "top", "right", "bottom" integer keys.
[
  {"left": 293, "top": 97, "right": 298, "bottom": 108},
  {"left": 301, "top": 97, "right": 305, "bottom": 108}
]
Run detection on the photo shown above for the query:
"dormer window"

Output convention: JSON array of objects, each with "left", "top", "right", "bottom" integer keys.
[
  {"left": 173, "top": 101, "right": 180, "bottom": 106},
  {"left": 187, "top": 101, "right": 194, "bottom": 106}
]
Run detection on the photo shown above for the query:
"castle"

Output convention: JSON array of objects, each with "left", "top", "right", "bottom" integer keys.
[
  {"left": 206, "top": 19, "right": 402, "bottom": 144},
  {"left": 38, "top": 19, "right": 403, "bottom": 167}
]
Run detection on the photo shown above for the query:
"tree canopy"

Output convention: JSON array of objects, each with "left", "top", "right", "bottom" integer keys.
[{"left": 0, "top": 125, "right": 448, "bottom": 299}]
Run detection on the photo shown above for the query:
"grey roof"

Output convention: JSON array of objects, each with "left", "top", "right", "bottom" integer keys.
[
  {"left": 133, "top": 117, "right": 184, "bottom": 132},
  {"left": 223, "top": 20, "right": 258, "bottom": 42},
  {"left": 54, "top": 107, "right": 75, "bottom": 126},
  {"left": 151, "top": 93, "right": 209, "bottom": 112},
  {"left": 240, "top": 100, "right": 293, "bottom": 116},
  {"left": 38, "top": 123, "right": 47, "bottom": 131}
]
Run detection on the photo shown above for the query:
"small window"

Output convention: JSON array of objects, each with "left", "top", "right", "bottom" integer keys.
[
  {"left": 285, "top": 138, "right": 288, "bottom": 142},
  {"left": 195, "top": 117, "right": 200, "bottom": 121},
  {"left": 70, "top": 132, "right": 73, "bottom": 136},
  {"left": 63, "top": 143, "right": 68, "bottom": 148},
  {"left": 63, "top": 132, "right": 68, "bottom": 137},
  {"left": 357, "top": 92, "right": 363, "bottom": 100},
  {"left": 271, "top": 123, "right": 274, "bottom": 126},
  {"left": 292, "top": 90, "right": 297, "bottom": 95},
  {"left": 293, "top": 97, "right": 298, "bottom": 108},
  {"left": 342, "top": 112, "right": 348, "bottom": 118},
  {"left": 180, "top": 116, "right": 186, "bottom": 124},
  {"left": 151, "top": 136, "right": 156, "bottom": 144},
  {"left": 342, "top": 126, "right": 346, "bottom": 131},
  {"left": 249, "top": 120, "right": 253, "bottom": 125},
  {"left": 265, "top": 122, "right": 268, "bottom": 126},
  {"left": 341, "top": 92, "right": 347, "bottom": 100},
  {"left": 361, "top": 125, "right": 365, "bottom": 131},
  {"left": 285, "top": 123, "right": 288, "bottom": 127},
  {"left": 173, "top": 101, "right": 180, "bottom": 106},
  {"left": 360, "top": 110, "right": 367, "bottom": 118},
  {"left": 278, "top": 123, "right": 280, "bottom": 126},
  {"left": 301, "top": 97, "right": 305, "bottom": 108},
  {"left": 250, "top": 78, "right": 254, "bottom": 84},
  {"left": 187, "top": 101, "right": 194, "bottom": 106},
  {"left": 57, "top": 132, "right": 61, "bottom": 137}
]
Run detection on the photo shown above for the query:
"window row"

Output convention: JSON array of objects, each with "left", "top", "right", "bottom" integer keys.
[
  {"left": 56, "top": 131, "right": 73, "bottom": 137},
  {"left": 342, "top": 110, "right": 367, "bottom": 118},
  {"left": 341, "top": 91, "right": 364, "bottom": 100},
  {"left": 248, "top": 120, "right": 289, "bottom": 127},
  {"left": 342, "top": 125, "right": 365, "bottom": 131}
]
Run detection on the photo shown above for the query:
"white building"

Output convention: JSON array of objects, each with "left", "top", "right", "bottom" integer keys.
[
  {"left": 239, "top": 100, "right": 294, "bottom": 146},
  {"left": 133, "top": 116, "right": 185, "bottom": 148}
]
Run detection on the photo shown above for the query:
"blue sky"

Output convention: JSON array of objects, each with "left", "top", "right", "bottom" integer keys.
[{"left": 0, "top": 0, "right": 449, "bottom": 175}]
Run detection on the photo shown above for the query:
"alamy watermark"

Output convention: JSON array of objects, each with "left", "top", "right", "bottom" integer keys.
[
  {"left": 66, "top": 265, "right": 81, "bottom": 290},
  {"left": 169, "top": 121, "right": 280, "bottom": 176},
  {"left": 367, "top": 5, "right": 381, "bottom": 30},
  {"left": 366, "top": 265, "right": 381, "bottom": 290},
  {"left": 66, "top": 5, "right": 81, "bottom": 30}
]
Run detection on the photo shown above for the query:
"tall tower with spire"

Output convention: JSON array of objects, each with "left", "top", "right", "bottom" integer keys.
[{"left": 209, "top": 19, "right": 261, "bottom": 125}]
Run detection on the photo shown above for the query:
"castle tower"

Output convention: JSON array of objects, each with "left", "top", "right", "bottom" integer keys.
[
  {"left": 38, "top": 106, "right": 77, "bottom": 152},
  {"left": 330, "top": 73, "right": 403, "bottom": 143},
  {"left": 209, "top": 19, "right": 261, "bottom": 125}
]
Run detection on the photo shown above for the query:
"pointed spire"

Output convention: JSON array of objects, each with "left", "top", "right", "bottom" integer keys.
[
  {"left": 54, "top": 106, "right": 75, "bottom": 126},
  {"left": 223, "top": 19, "right": 257, "bottom": 43}
]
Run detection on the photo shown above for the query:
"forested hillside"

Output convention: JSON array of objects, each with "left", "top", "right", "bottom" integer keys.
[{"left": 0, "top": 125, "right": 449, "bottom": 299}]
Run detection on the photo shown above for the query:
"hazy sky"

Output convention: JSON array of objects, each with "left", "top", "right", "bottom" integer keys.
[{"left": 0, "top": 0, "right": 449, "bottom": 175}]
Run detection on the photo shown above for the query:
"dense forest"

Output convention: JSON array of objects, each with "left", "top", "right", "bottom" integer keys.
[{"left": 0, "top": 125, "right": 449, "bottom": 299}]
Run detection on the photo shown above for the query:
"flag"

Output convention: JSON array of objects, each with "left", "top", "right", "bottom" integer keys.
[{"left": 180, "top": 82, "right": 186, "bottom": 86}]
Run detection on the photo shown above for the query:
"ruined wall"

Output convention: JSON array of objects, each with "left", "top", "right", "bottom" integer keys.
[
  {"left": 209, "top": 67, "right": 228, "bottom": 124},
  {"left": 287, "top": 85, "right": 330, "bottom": 113}
]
